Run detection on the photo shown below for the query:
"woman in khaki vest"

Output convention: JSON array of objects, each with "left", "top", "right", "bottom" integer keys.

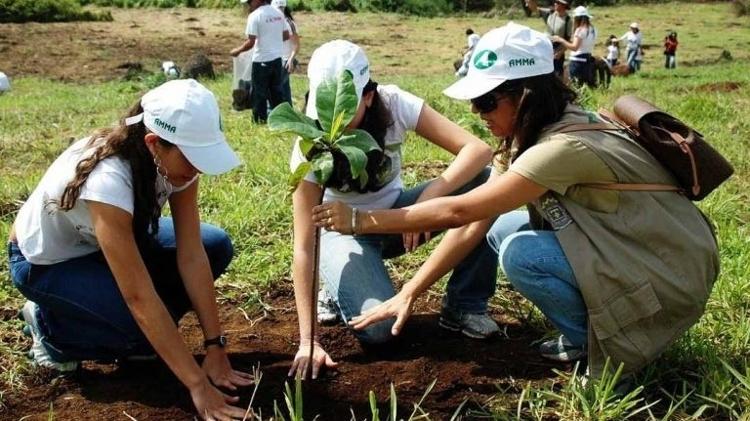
[{"left": 310, "top": 22, "right": 719, "bottom": 378}]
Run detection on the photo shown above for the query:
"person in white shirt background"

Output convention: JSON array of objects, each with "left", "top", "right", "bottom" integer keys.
[
  {"left": 620, "top": 22, "right": 643, "bottom": 73},
  {"left": 552, "top": 6, "right": 597, "bottom": 87},
  {"left": 271, "top": 0, "right": 300, "bottom": 105},
  {"left": 456, "top": 28, "right": 481, "bottom": 77},
  {"left": 8, "top": 80, "right": 251, "bottom": 420},
  {"left": 606, "top": 35, "right": 620, "bottom": 67},
  {"left": 231, "top": 0, "right": 290, "bottom": 123},
  {"left": 288, "top": 40, "right": 501, "bottom": 379}
]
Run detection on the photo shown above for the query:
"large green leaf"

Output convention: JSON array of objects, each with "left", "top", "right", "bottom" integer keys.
[
  {"left": 315, "top": 70, "right": 358, "bottom": 137},
  {"left": 268, "top": 102, "right": 325, "bottom": 140},
  {"left": 311, "top": 151, "right": 334, "bottom": 185},
  {"left": 336, "top": 143, "right": 368, "bottom": 182},
  {"left": 336, "top": 129, "right": 380, "bottom": 153},
  {"left": 288, "top": 161, "right": 311, "bottom": 190}
]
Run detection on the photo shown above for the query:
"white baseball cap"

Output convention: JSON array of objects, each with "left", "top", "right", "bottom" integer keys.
[
  {"left": 125, "top": 79, "right": 240, "bottom": 175},
  {"left": 271, "top": 0, "right": 286, "bottom": 9},
  {"left": 0, "top": 72, "right": 10, "bottom": 93},
  {"left": 444, "top": 22, "right": 554, "bottom": 100},
  {"left": 573, "top": 6, "right": 592, "bottom": 18},
  {"left": 306, "top": 40, "right": 370, "bottom": 120},
  {"left": 630, "top": 22, "right": 639, "bottom": 29}
]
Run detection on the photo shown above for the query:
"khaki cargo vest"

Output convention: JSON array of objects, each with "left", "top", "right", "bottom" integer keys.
[{"left": 531, "top": 111, "right": 720, "bottom": 377}]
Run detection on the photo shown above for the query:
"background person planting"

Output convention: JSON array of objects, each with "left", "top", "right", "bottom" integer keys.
[
  {"left": 286, "top": 40, "right": 499, "bottom": 379},
  {"left": 8, "top": 79, "right": 252, "bottom": 420},
  {"left": 313, "top": 23, "right": 719, "bottom": 380}
]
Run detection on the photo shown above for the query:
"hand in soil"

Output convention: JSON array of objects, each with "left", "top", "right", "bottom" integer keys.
[
  {"left": 349, "top": 290, "right": 415, "bottom": 336},
  {"left": 189, "top": 378, "right": 246, "bottom": 421},
  {"left": 202, "top": 348, "right": 254, "bottom": 391},
  {"left": 289, "top": 342, "right": 338, "bottom": 380}
]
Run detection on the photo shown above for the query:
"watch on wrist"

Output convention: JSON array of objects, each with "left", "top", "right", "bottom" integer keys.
[{"left": 204, "top": 335, "right": 227, "bottom": 349}]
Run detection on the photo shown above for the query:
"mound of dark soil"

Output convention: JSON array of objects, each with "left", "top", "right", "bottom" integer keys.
[{"left": 1, "top": 287, "right": 564, "bottom": 420}]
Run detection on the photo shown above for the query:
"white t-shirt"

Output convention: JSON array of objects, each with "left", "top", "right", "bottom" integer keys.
[
  {"left": 289, "top": 84, "right": 425, "bottom": 210},
  {"left": 607, "top": 45, "right": 619, "bottom": 61},
  {"left": 570, "top": 26, "right": 597, "bottom": 61},
  {"left": 245, "top": 4, "right": 286, "bottom": 63},
  {"left": 621, "top": 30, "right": 643, "bottom": 52},
  {"left": 282, "top": 18, "right": 298, "bottom": 62},
  {"left": 15, "top": 137, "right": 194, "bottom": 265},
  {"left": 467, "top": 33, "right": 480, "bottom": 49}
]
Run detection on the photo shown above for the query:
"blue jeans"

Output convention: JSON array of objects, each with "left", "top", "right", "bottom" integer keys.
[
  {"left": 569, "top": 56, "right": 594, "bottom": 87},
  {"left": 320, "top": 168, "right": 498, "bottom": 344},
  {"left": 251, "top": 58, "right": 285, "bottom": 123},
  {"left": 486, "top": 211, "right": 588, "bottom": 347},
  {"left": 626, "top": 48, "right": 638, "bottom": 73},
  {"left": 9, "top": 217, "right": 233, "bottom": 362}
]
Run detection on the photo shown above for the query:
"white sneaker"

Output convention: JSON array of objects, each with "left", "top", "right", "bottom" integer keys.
[
  {"left": 21, "top": 301, "right": 78, "bottom": 372},
  {"left": 317, "top": 289, "right": 340, "bottom": 325}
]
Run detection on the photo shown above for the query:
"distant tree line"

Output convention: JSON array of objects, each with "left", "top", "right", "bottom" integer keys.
[{"left": 1, "top": 0, "right": 739, "bottom": 23}]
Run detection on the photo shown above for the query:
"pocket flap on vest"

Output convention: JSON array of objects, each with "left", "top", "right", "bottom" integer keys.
[{"left": 589, "top": 282, "right": 662, "bottom": 340}]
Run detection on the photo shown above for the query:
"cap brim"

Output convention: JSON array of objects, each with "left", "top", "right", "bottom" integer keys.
[
  {"left": 177, "top": 139, "right": 241, "bottom": 175},
  {"left": 443, "top": 74, "right": 507, "bottom": 100}
]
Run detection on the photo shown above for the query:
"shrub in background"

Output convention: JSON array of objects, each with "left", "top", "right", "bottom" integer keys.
[
  {"left": 352, "top": 0, "right": 453, "bottom": 15},
  {"left": 0, "top": 0, "right": 112, "bottom": 22}
]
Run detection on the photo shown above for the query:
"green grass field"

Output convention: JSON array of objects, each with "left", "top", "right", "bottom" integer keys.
[{"left": 1, "top": 2, "right": 749, "bottom": 419}]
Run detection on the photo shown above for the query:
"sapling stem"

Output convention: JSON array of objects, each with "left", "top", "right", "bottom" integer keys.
[{"left": 308, "top": 189, "right": 323, "bottom": 381}]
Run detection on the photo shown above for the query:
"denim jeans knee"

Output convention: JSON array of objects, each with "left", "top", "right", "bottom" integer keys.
[
  {"left": 354, "top": 318, "right": 395, "bottom": 344},
  {"left": 498, "top": 230, "right": 588, "bottom": 346}
]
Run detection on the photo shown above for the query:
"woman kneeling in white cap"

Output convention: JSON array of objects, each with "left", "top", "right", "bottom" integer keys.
[
  {"left": 313, "top": 23, "right": 718, "bottom": 380},
  {"left": 289, "top": 40, "right": 499, "bottom": 379},
  {"left": 9, "top": 79, "right": 252, "bottom": 420}
]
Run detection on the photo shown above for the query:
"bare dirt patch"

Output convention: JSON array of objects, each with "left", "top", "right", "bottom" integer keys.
[
  {"left": 695, "top": 81, "right": 745, "bottom": 93},
  {"left": 0, "top": 8, "right": 249, "bottom": 83},
  {"left": 1, "top": 286, "right": 564, "bottom": 420}
]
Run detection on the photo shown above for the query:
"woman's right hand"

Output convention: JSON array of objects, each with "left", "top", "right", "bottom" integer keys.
[
  {"left": 312, "top": 201, "right": 354, "bottom": 234},
  {"left": 348, "top": 290, "right": 416, "bottom": 336},
  {"left": 189, "top": 378, "right": 246, "bottom": 421},
  {"left": 288, "top": 341, "right": 338, "bottom": 380}
]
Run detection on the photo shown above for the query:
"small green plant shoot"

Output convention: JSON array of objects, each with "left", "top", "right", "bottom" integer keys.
[{"left": 268, "top": 69, "right": 381, "bottom": 190}]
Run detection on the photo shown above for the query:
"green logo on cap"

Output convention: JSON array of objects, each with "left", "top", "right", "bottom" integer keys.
[{"left": 473, "top": 50, "right": 498, "bottom": 70}]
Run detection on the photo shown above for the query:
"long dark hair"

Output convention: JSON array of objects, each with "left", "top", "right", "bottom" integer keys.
[
  {"left": 59, "top": 100, "right": 172, "bottom": 251},
  {"left": 491, "top": 72, "right": 577, "bottom": 166},
  {"left": 574, "top": 16, "right": 595, "bottom": 38}
]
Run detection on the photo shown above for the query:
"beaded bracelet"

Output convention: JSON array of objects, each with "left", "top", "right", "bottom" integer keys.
[{"left": 351, "top": 207, "right": 358, "bottom": 235}]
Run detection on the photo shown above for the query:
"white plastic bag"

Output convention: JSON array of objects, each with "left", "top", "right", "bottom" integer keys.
[
  {"left": 0, "top": 72, "right": 10, "bottom": 94},
  {"left": 232, "top": 50, "right": 254, "bottom": 90}
]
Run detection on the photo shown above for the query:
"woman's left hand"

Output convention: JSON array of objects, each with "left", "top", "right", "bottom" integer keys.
[
  {"left": 202, "top": 348, "right": 254, "bottom": 391},
  {"left": 312, "top": 201, "right": 354, "bottom": 234},
  {"left": 550, "top": 35, "right": 561, "bottom": 43}
]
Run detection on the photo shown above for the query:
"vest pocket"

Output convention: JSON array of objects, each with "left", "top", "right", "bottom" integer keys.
[{"left": 589, "top": 282, "right": 662, "bottom": 369}]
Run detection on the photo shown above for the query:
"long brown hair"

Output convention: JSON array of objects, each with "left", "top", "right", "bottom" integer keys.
[
  {"left": 491, "top": 73, "right": 577, "bottom": 168},
  {"left": 59, "top": 100, "right": 169, "bottom": 251}
]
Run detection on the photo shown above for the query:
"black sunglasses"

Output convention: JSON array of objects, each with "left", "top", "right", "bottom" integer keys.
[{"left": 471, "top": 92, "right": 505, "bottom": 114}]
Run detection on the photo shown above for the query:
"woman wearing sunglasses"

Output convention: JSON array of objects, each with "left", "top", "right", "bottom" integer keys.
[{"left": 312, "top": 23, "right": 718, "bottom": 379}]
